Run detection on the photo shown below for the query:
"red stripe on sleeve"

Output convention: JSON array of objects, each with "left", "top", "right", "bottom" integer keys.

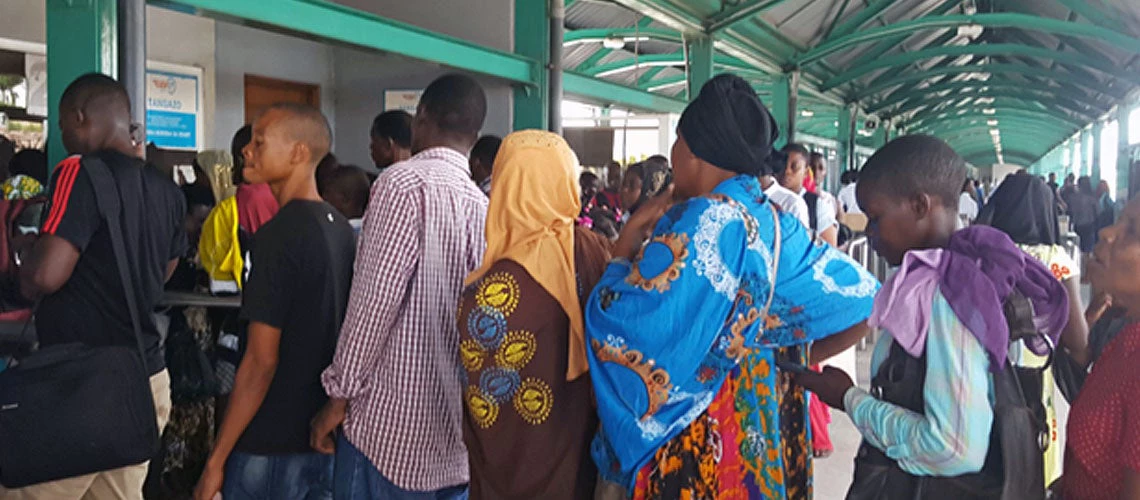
[{"left": 43, "top": 157, "right": 82, "bottom": 234}]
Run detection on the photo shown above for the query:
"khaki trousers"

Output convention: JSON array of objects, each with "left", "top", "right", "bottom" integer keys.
[{"left": 0, "top": 370, "right": 172, "bottom": 500}]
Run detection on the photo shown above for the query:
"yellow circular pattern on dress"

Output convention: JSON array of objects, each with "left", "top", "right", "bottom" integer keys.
[
  {"left": 494, "top": 331, "right": 536, "bottom": 371},
  {"left": 513, "top": 378, "right": 553, "bottom": 425},
  {"left": 476, "top": 272, "right": 520, "bottom": 316},
  {"left": 466, "top": 385, "right": 499, "bottom": 428},
  {"left": 459, "top": 339, "right": 486, "bottom": 372}
]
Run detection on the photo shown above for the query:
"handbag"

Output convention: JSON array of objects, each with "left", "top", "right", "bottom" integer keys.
[
  {"left": 166, "top": 316, "right": 219, "bottom": 404},
  {"left": 0, "top": 158, "right": 160, "bottom": 487}
]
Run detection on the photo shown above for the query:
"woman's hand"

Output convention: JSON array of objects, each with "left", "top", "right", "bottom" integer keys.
[
  {"left": 193, "top": 462, "right": 224, "bottom": 500},
  {"left": 1086, "top": 291, "right": 1113, "bottom": 326},
  {"left": 793, "top": 366, "right": 854, "bottom": 411},
  {"left": 613, "top": 185, "right": 673, "bottom": 260}
]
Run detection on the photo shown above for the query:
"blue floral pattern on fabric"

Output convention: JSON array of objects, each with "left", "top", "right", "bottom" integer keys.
[{"left": 585, "top": 175, "right": 878, "bottom": 492}]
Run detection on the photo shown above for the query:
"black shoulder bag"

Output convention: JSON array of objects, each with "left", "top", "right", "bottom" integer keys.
[{"left": 0, "top": 158, "right": 159, "bottom": 488}]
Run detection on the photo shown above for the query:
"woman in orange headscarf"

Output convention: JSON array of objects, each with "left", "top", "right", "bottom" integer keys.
[{"left": 456, "top": 130, "right": 610, "bottom": 500}]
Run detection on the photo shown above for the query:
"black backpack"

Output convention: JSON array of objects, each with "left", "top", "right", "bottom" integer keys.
[
  {"left": 846, "top": 290, "right": 1049, "bottom": 500},
  {"left": 803, "top": 191, "right": 853, "bottom": 246}
]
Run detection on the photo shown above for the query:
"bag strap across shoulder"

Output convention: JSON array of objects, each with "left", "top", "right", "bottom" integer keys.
[
  {"left": 83, "top": 157, "right": 149, "bottom": 374},
  {"left": 762, "top": 203, "right": 782, "bottom": 317}
]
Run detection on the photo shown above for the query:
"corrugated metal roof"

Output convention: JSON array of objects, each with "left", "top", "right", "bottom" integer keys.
[{"left": 563, "top": 0, "right": 1140, "bottom": 164}]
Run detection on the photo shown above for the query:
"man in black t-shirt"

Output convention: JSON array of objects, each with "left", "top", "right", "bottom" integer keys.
[
  {"left": 195, "top": 103, "right": 355, "bottom": 500},
  {"left": 4, "top": 74, "right": 186, "bottom": 499}
]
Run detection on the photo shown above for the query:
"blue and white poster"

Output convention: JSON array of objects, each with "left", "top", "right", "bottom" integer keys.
[{"left": 146, "top": 68, "right": 200, "bottom": 150}]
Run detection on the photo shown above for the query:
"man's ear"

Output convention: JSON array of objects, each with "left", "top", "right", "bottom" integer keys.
[
  {"left": 911, "top": 192, "right": 933, "bottom": 219},
  {"left": 290, "top": 141, "right": 310, "bottom": 168}
]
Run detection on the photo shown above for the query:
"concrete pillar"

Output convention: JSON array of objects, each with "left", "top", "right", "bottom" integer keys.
[
  {"left": 47, "top": 0, "right": 118, "bottom": 168},
  {"left": 770, "top": 71, "right": 799, "bottom": 148},
  {"left": 118, "top": 0, "right": 145, "bottom": 148},
  {"left": 548, "top": 0, "right": 564, "bottom": 134},
  {"left": 1079, "top": 128, "right": 1091, "bottom": 177},
  {"left": 838, "top": 104, "right": 857, "bottom": 172},
  {"left": 873, "top": 118, "right": 889, "bottom": 147},
  {"left": 685, "top": 36, "right": 714, "bottom": 101},
  {"left": 513, "top": 0, "right": 549, "bottom": 131},
  {"left": 1118, "top": 104, "right": 1132, "bottom": 201},
  {"left": 1091, "top": 121, "right": 1103, "bottom": 184}
]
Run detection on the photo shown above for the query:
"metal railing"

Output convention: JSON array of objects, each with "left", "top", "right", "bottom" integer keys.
[{"left": 845, "top": 235, "right": 889, "bottom": 349}]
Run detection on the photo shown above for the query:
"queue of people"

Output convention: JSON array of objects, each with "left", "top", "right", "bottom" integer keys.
[{"left": 1, "top": 69, "right": 1139, "bottom": 500}]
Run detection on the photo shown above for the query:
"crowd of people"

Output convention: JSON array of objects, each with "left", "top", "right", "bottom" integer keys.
[{"left": 0, "top": 69, "right": 1139, "bottom": 500}]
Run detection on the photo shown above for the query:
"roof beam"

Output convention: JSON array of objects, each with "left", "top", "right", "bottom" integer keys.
[
  {"left": 605, "top": 0, "right": 704, "bottom": 33},
  {"left": 1055, "top": 0, "right": 1127, "bottom": 33},
  {"left": 154, "top": 0, "right": 536, "bottom": 83},
  {"left": 908, "top": 109, "right": 1081, "bottom": 131},
  {"left": 939, "top": 129, "right": 1070, "bottom": 147},
  {"left": 575, "top": 47, "right": 613, "bottom": 72},
  {"left": 636, "top": 66, "right": 667, "bottom": 86},
  {"left": 563, "top": 71, "right": 688, "bottom": 113},
  {"left": 705, "top": 0, "right": 790, "bottom": 34},
  {"left": 908, "top": 110, "right": 1081, "bottom": 131},
  {"left": 867, "top": 79, "right": 1102, "bottom": 115},
  {"left": 852, "top": 63, "right": 1123, "bottom": 102},
  {"left": 582, "top": 52, "right": 757, "bottom": 78},
  {"left": 795, "top": 13, "right": 1140, "bottom": 67},
  {"left": 882, "top": 87, "right": 1099, "bottom": 121},
  {"left": 811, "top": 0, "right": 961, "bottom": 70},
  {"left": 819, "top": 0, "right": 854, "bottom": 42},
  {"left": 823, "top": 0, "right": 898, "bottom": 43},
  {"left": 563, "top": 27, "right": 682, "bottom": 45},
  {"left": 821, "top": 43, "right": 1136, "bottom": 91},
  {"left": 917, "top": 117, "right": 1071, "bottom": 136},
  {"left": 896, "top": 94, "right": 1096, "bottom": 125},
  {"left": 1000, "top": 29, "right": 1114, "bottom": 82}
]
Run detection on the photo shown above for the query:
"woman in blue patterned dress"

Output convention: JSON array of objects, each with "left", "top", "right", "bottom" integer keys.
[{"left": 586, "top": 74, "right": 878, "bottom": 499}]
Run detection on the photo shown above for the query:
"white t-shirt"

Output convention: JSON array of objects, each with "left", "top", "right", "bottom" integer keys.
[
  {"left": 838, "top": 183, "right": 862, "bottom": 214},
  {"left": 798, "top": 188, "right": 839, "bottom": 238},
  {"left": 959, "top": 192, "right": 979, "bottom": 222},
  {"left": 764, "top": 182, "right": 811, "bottom": 229}
]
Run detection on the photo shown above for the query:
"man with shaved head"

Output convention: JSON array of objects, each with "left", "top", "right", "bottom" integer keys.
[
  {"left": 2, "top": 73, "right": 186, "bottom": 499},
  {"left": 194, "top": 103, "right": 356, "bottom": 500}
]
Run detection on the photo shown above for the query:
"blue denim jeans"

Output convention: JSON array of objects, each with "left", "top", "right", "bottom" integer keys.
[
  {"left": 333, "top": 434, "right": 468, "bottom": 500},
  {"left": 223, "top": 451, "right": 334, "bottom": 500}
]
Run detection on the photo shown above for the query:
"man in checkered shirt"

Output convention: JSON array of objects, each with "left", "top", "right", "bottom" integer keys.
[{"left": 311, "top": 74, "right": 489, "bottom": 499}]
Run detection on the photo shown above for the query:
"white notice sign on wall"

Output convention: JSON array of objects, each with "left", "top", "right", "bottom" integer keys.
[{"left": 383, "top": 89, "right": 423, "bottom": 114}]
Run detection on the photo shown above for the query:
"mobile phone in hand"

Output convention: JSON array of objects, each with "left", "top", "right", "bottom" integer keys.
[{"left": 775, "top": 360, "right": 813, "bottom": 375}]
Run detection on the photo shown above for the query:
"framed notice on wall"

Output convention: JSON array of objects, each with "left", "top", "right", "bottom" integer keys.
[
  {"left": 145, "top": 62, "right": 203, "bottom": 150},
  {"left": 383, "top": 89, "right": 423, "bottom": 114}
]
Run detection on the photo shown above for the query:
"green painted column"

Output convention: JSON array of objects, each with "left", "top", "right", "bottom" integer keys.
[
  {"left": 873, "top": 119, "right": 889, "bottom": 147},
  {"left": 685, "top": 36, "right": 714, "bottom": 101},
  {"left": 769, "top": 71, "right": 799, "bottom": 148},
  {"left": 1091, "top": 122, "right": 1103, "bottom": 184},
  {"left": 1119, "top": 103, "right": 1133, "bottom": 201},
  {"left": 1080, "top": 127, "right": 1093, "bottom": 177},
  {"left": 513, "top": 0, "right": 549, "bottom": 131},
  {"left": 46, "top": 0, "right": 118, "bottom": 168},
  {"left": 837, "top": 104, "right": 856, "bottom": 172}
]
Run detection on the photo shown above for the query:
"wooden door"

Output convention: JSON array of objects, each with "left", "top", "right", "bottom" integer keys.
[{"left": 243, "top": 74, "right": 320, "bottom": 123}]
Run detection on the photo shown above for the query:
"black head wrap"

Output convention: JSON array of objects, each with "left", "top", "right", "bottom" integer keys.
[
  {"left": 677, "top": 74, "right": 783, "bottom": 177},
  {"left": 976, "top": 173, "right": 1060, "bottom": 246}
]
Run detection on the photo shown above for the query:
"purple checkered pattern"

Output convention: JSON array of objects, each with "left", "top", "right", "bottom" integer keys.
[{"left": 322, "top": 147, "right": 487, "bottom": 491}]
